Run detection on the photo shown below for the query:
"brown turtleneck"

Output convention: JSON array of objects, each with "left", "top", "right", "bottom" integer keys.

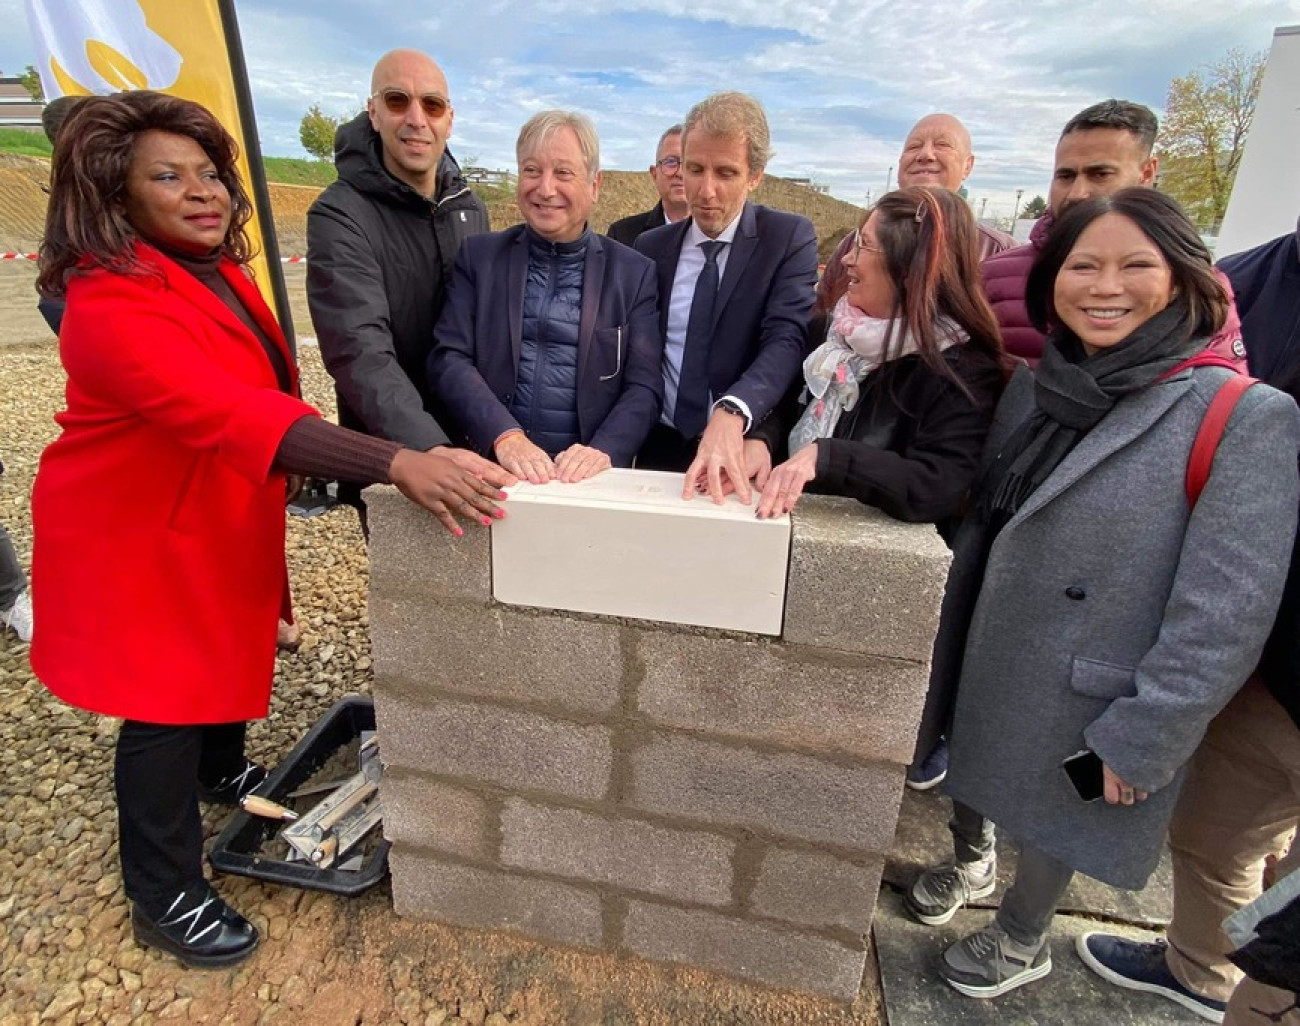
[{"left": 155, "top": 240, "right": 401, "bottom": 484}]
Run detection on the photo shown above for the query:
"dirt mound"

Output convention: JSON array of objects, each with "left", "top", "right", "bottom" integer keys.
[{"left": 0, "top": 154, "right": 861, "bottom": 261}]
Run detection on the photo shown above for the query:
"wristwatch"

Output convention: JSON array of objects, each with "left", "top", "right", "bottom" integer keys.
[{"left": 717, "top": 398, "right": 746, "bottom": 418}]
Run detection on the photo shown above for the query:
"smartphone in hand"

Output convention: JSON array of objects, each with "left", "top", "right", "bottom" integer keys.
[{"left": 1063, "top": 749, "right": 1105, "bottom": 802}]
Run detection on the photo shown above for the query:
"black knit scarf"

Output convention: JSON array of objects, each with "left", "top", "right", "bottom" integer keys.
[{"left": 983, "top": 304, "right": 1203, "bottom": 518}]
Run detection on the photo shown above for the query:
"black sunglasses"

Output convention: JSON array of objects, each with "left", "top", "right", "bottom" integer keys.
[{"left": 373, "top": 89, "right": 449, "bottom": 119}]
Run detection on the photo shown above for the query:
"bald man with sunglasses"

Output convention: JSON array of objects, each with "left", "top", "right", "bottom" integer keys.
[{"left": 308, "top": 49, "right": 490, "bottom": 513}]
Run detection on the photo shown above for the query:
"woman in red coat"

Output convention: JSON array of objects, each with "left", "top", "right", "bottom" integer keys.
[{"left": 32, "top": 91, "right": 512, "bottom": 969}]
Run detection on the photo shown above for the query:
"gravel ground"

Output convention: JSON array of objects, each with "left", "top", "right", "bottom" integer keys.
[{"left": 0, "top": 267, "right": 883, "bottom": 1026}]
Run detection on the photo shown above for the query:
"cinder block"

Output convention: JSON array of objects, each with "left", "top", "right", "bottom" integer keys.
[
  {"left": 500, "top": 799, "right": 734, "bottom": 906},
  {"left": 622, "top": 900, "right": 865, "bottom": 1001},
  {"left": 784, "top": 496, "right": 952, "bottom": 662},
  {"left": 751, "top": 848, "right": 884, "bottom": 933},
  {"left": 365, "top": 484, "right": 492, "bottom": 603},
  {"left": 629, "top": 733, "right": 903, "bottom": 852},
  {"left": 370, "top": 593, "right": 621, "bottom": 714},
  {"left": 638, "top": 632, "right": 929, "bottom": 763},
  {"left": 492, "top": 469, "right": 790, "bottom": 635},
  {"left": 374, "top": 691, "right": 612, "bottom": 801},
  {"left": 380, "top": 772, "right": 493, "bottom": 859},
  {"left": 390, "top": 848, "right": 604, "bottom": 949}
]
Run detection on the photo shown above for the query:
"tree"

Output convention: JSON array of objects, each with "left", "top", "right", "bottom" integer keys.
[
  {"left": 1019, "top": 195, "right": 1046, "bottom": 220},
  {"left": 19, "top": 63, "right": 44, "bottom": 101},
  {"left": 1157, "top": 48, "right": 1264, "bottom": 231},
  {"left": 299, "top": 104, "right": 340, "bottom": 162}
]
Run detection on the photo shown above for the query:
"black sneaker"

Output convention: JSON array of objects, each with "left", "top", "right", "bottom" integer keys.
[
  {"left": 1077, "top": 933, "right": 1226, "bottom": 1022},
  {"left": 131, "top": 884, "right": 259, "bottom": 969},
  {"left": 197, "top": 760, "right": 268, "bottom": 806},
  {"left": 906, "top": 737, "right": 949, "bottom": 791}
]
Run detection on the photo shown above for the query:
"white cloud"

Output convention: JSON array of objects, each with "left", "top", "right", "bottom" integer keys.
[{"left": 2, "top": 0, "right": 1295, "bottom": 217}]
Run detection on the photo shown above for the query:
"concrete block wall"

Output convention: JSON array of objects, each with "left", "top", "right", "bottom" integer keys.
[{"left": 366, "top": 487, "right": 951, "bottom": 1002}]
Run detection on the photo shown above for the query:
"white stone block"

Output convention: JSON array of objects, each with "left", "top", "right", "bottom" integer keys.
[{"left": 491, "top": 469, "right": 790, "bottom": 635}]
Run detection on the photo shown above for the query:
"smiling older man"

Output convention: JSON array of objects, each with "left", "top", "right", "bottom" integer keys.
[
  {"left": 428, "top": 111, "right": 664, "bottom": 484},
  {"left": 817, "top": 113, "right": 1014, "bottom": 314}
]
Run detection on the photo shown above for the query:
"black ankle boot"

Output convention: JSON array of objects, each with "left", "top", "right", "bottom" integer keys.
[
  {"left": 131, "top": 884, "right": 259, "bottom": 968},
  {"left": 196, "top": 760, "right": 268, "bottom": 806}
]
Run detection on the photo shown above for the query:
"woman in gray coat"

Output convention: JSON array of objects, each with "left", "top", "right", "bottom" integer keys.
[{"left": 908, "top": 189, "right": 1300, "bottom": 1000}]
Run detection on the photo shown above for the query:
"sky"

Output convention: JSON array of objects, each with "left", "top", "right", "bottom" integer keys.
[{"left": 4, "top": 0, "right": 1298, "bottom": 221}]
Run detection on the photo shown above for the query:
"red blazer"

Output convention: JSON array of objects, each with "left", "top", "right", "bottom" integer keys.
[{"left": 31, "top": 244, "right": 318, "bottom": 724}]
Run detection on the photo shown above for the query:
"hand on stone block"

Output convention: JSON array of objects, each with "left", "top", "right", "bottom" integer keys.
[
  {"left": 553, "top": 444, "right": 612, "bottom": 483},
  {"left": 495, "top": 431, "right": 555, "bottom": 485},
  {"left": 388, "top": 446, "right": 511, "bottom": 537},
  {"left": 755, "top": 442, "right": 817, "bottom": 519},
  {"left": 683, "top": 408, "right": 750, "bottom": 505}
]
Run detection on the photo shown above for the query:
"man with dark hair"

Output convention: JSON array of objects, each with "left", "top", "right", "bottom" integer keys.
[
  {"left": 633, "top": 91, "right": 818, "bottom": 502},
  {"left": 982, "top": 98, "right": 1243, "bottom": 368},
  {"left": 606, "top": 125, "right": 689, "bottom": 246},
  {"left": 307, "top": 49, "right": 488, "bottom": 510},
  {"left": 816, "top": 113, "right": 1013, "bottom": 315}
]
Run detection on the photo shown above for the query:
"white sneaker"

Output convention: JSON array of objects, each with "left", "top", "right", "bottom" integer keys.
[{"left": 2, "top": 591, "right": 33, "bottom": 643}]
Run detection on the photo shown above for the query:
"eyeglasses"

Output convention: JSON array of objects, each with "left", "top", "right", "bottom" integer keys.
[
  {"left": 849, "top": 230, "right": 882, "bottom": 261},
  {"left": 655, "top": 156, "right": 682, "bottom": 172},
  {"left": 372, "top": 89, "right": 450, "bottom": 119}
]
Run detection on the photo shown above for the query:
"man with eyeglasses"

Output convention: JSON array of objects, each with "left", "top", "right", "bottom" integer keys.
[
  {"left": 307, "top": 48, "right": 489, "bottom": 515},
  {"left": 607, "top": 125, "right": 689, "bottom": 246}
]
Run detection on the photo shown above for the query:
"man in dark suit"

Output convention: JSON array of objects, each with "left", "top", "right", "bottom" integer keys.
[
  {"left": 634, "top": 92, "right": 818, "bottom": 502},
  {"left": 429, "top": 110, "right": 662, "bottom": 483},
  {"left": 606, "top": 124, "right": 689, "bottom": 246}
]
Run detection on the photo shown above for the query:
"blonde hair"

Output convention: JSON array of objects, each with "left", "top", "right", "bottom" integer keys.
[{"left": 516, "top": 110, "right": 600, "bottom": 182}]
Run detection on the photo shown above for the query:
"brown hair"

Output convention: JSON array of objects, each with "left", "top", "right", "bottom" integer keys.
[
  {"left": 37, "top": 90, "right": 254, "bottom": 297},
  {"left": 867, "top": 186, "right": 1005, "bottom": 385},
  {"left": 1026, "top": 188, "right": 1228, "bottom": 340}
]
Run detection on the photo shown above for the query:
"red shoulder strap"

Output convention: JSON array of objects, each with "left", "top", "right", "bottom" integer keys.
[{"left": 1187, "top": 374, "right": 1256, "bottom": 508}]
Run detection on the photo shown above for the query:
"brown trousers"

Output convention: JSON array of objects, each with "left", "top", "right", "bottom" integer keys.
[{"left": 1165, "top": 675, "right": 1300, "bottom": 1026}]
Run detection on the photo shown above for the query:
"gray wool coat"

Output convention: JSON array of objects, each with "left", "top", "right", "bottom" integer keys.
[{"left": 943, "top": 361, "right": 1300, "bottom": 890}]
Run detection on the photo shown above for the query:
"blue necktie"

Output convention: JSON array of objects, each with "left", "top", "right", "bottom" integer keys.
[{"left": 675, "top": 240, "right": 725, "bottom": 438}]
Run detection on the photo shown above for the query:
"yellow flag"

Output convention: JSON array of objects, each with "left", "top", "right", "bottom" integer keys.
[{"left": 26, "top": 0, "right": 294, "bottom": 343}]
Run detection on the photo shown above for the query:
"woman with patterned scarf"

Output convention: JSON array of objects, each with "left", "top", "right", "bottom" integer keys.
[{"left": 751, "top": 185, "right": 1007, "bottom": 530}]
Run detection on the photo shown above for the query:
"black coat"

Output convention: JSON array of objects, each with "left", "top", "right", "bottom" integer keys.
[
  {"left": 753, "top": 315, "right": 1005, "bottom": 533},
  {"left": 606, "top": 204, "right": 666, "bottom": 247},
  {"left": 306, "top": 113, "right": 489, "bottom": 452},
  {"left": 1220, "top": 224, "right": 1300, "bottom": 730}
]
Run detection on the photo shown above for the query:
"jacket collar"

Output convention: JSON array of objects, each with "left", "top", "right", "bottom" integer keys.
[{"left": 131, "top": 242, "right": 295, "bottom": 387}]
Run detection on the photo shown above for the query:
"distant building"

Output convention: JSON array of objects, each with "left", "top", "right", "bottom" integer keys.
[
  {"left": 463, "top": 166, "right": 513, "bottom": 187},
  {"left": 0, "top": 77, "right": 43, "bottom": 129},
  {"left": 787, "top": 176, "right": 830, "bottom": 194}
]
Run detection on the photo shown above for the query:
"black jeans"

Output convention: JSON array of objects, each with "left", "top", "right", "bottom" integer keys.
[
  {"left": 0, "top": 522, "right": 25, "bottom": 611},
  {"left": 114, "top": 720, "right": 247, "bottom": 917},
  {"left": 951, "top": 799, "right": 1075, "bottom": 947}
]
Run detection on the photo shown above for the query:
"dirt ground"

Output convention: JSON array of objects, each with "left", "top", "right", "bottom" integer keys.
[{"left": 0, "top": 262, "right": 884, "bottom": 1025}]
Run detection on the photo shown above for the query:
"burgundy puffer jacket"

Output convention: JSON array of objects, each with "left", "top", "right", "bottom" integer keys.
[{"left": 982, "top": 212, "right": 1247, "bottom": 368}]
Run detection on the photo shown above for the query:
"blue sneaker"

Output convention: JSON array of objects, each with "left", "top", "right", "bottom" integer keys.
[
  {"left": 1077, "top": 933, "right": 1226, "bottom": 1023},
  {"left": 906, "top": 737, "right": 949, "bottom": 791}
]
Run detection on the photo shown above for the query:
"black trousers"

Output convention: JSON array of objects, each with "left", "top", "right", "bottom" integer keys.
[
  {"left": 114, "top": 720, "right": 247, "bottom": 917},
  {"left": 637, "top": 424, "right": 697, "bottom": 473}
]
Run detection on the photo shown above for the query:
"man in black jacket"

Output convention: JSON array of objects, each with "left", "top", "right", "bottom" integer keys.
[
  {"left": 307, "top": 48, "right": 489, "bottom": 506},
  {"left": 606, "top": 124, "right": 689, "bottom": 246}
]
